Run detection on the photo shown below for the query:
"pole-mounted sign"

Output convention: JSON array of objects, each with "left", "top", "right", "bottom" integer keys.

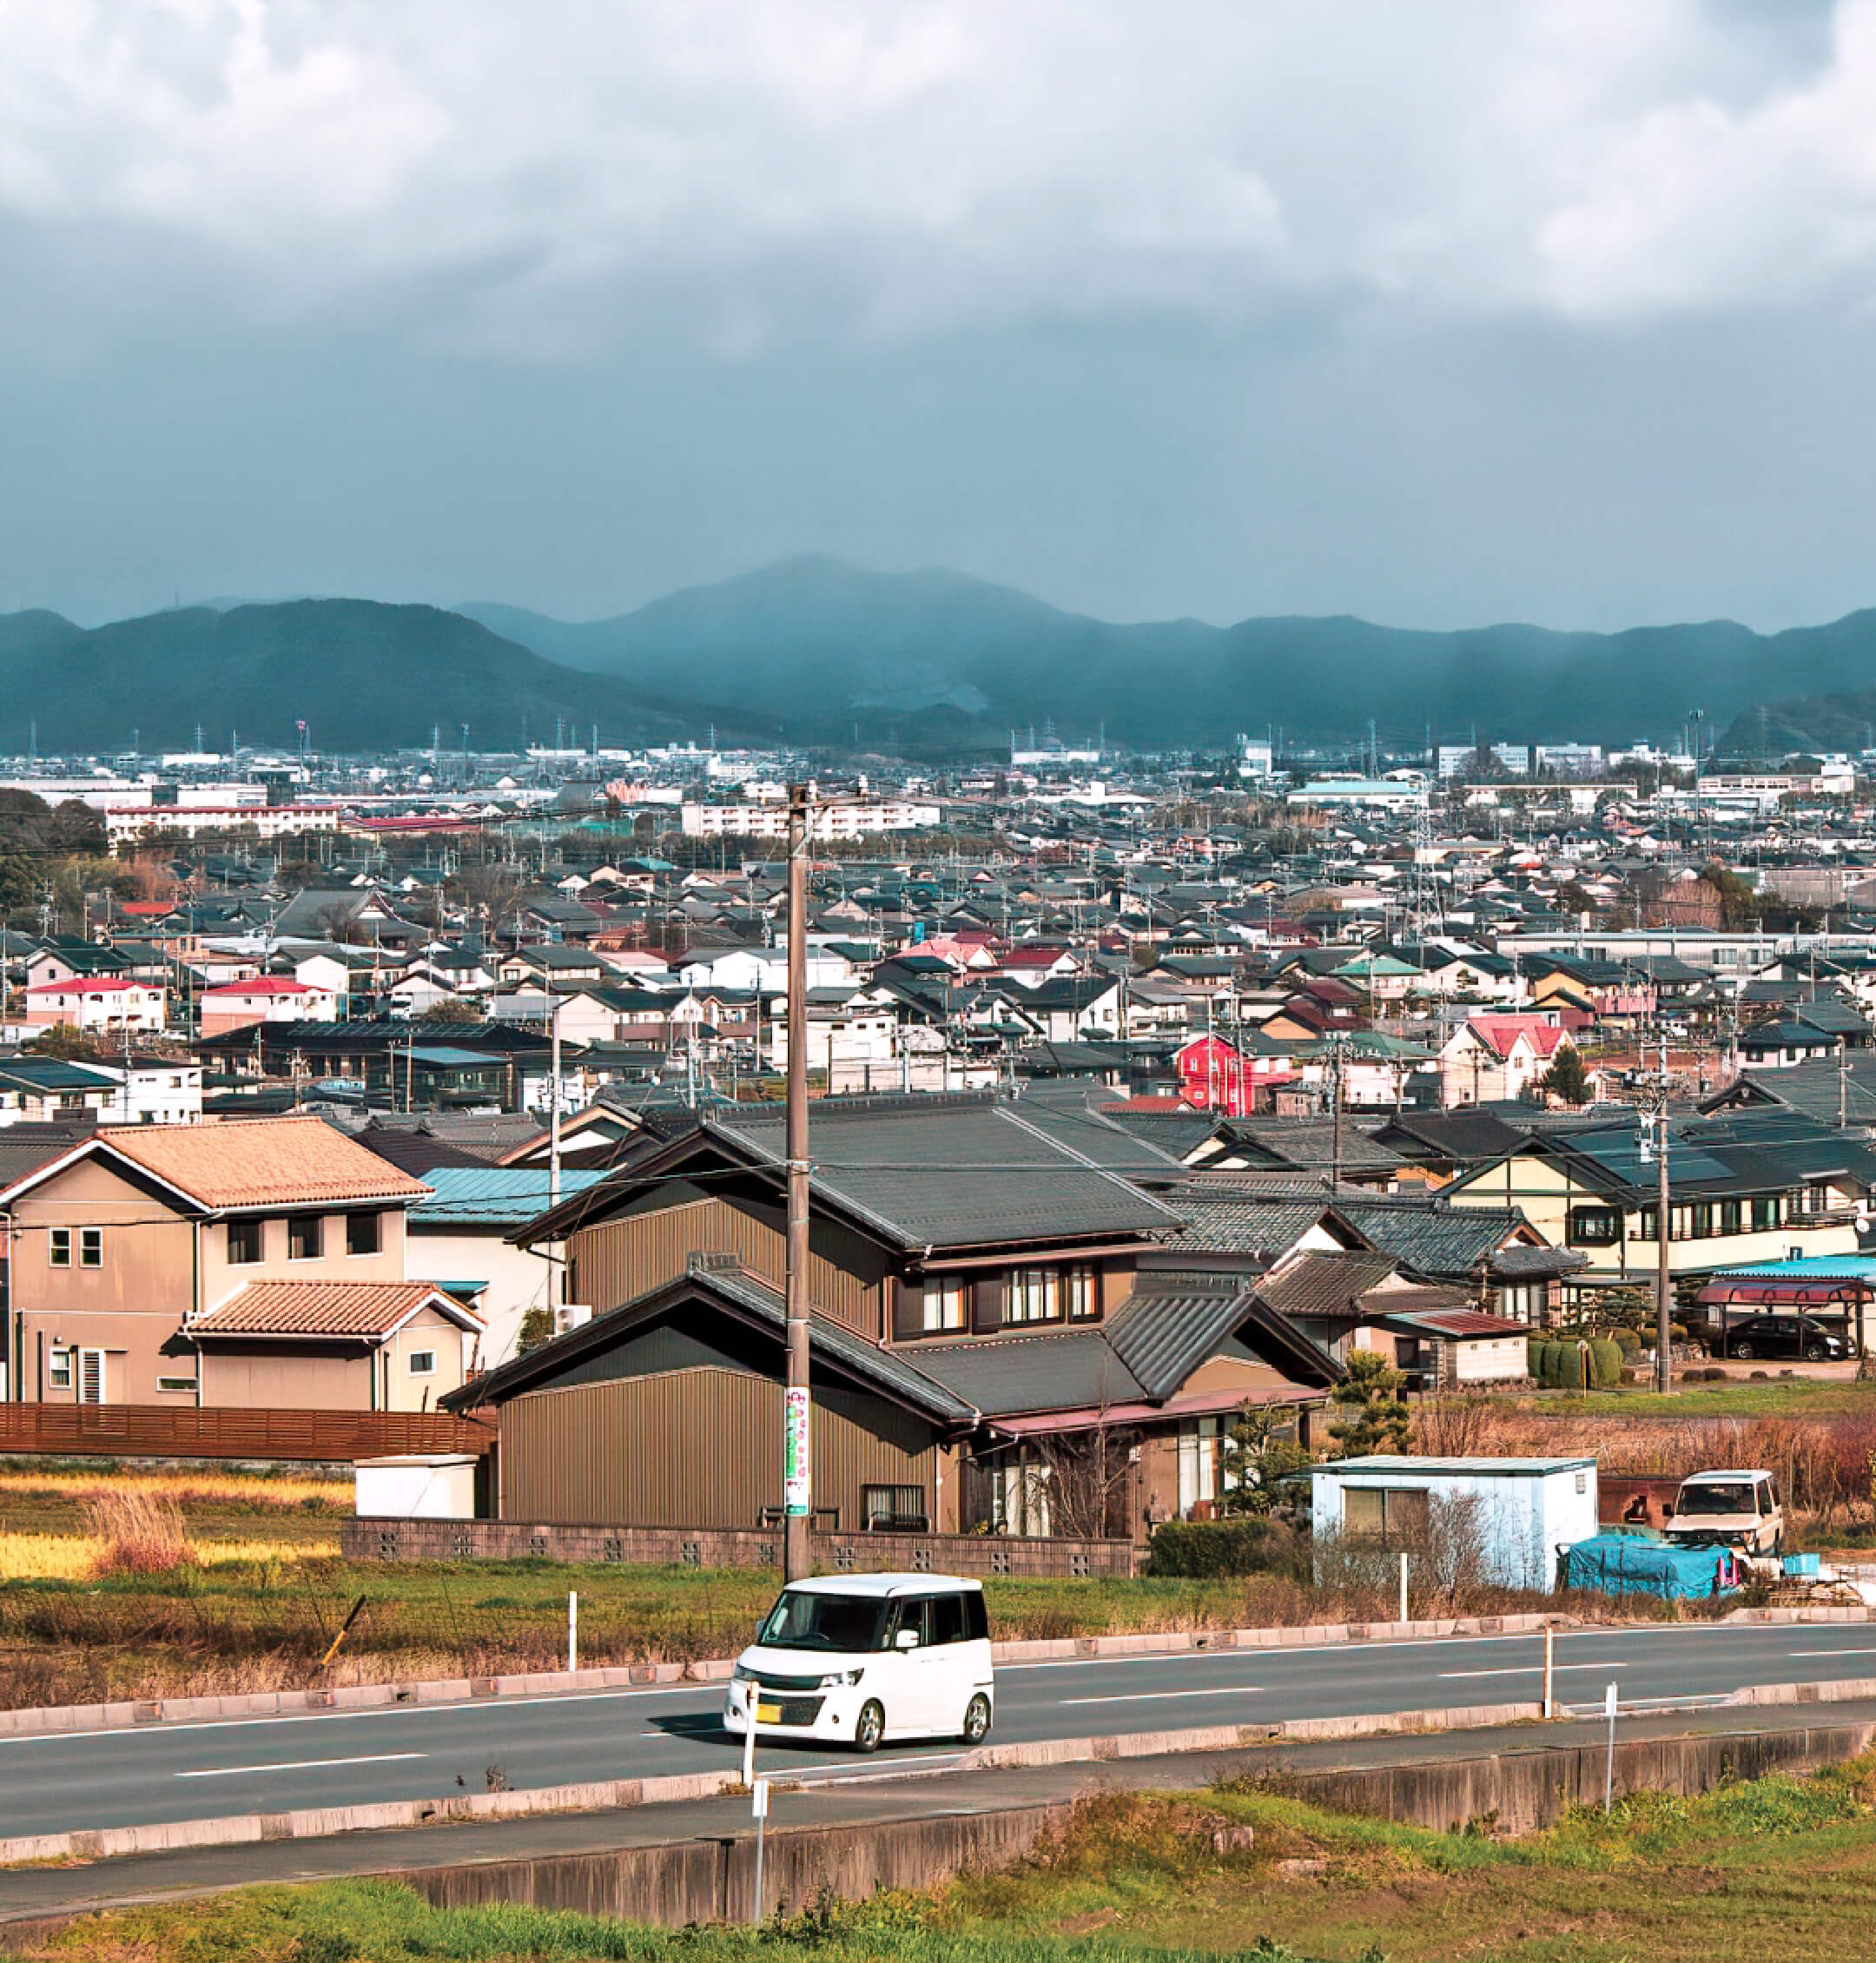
[{"left": 783, "top": 1385, "right": 811, "bottom": 1516}]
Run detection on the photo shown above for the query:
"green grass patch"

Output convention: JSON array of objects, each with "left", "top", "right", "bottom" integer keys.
[{"left": 26, "top": 1758, "right": 1876, "bottom": 1963}]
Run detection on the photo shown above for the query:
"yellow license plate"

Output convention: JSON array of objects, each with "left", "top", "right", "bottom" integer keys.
[{"left": 756, "top": 1702, "right": 781, "bottom": 1723}]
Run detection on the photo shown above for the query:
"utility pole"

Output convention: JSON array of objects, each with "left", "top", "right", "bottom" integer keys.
[
  {"left": 1653, "top": 1031, "right": 1674, "bottom": 1396},
  {"left": 783, "top": 783, "right": 812, "bottom": 1582}
]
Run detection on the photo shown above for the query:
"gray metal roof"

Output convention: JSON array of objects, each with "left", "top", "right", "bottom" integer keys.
[
  {"left": 1105, "top": 1286, "right": 1255, "bottom": 1402},
  {"left": 452, "top": 1259, "right": 977, "bottom": 1426},
  {"left": 709, "top": 1094, "right": 1184, "bottom": 1251},
  {"left": 1156, "top": 1196, "right": 1335, "bottom": 1257},
  {"left": 908, "top": 1329, "right": 1146, "bottom": 1418},
  {"left": 1258, "top": 1251, "right": 1400, "bottom": 1319}
]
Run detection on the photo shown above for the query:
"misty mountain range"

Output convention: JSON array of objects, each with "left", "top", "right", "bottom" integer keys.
[{"left": 5, "top": 555, "right": 1876, "bottom": 757}]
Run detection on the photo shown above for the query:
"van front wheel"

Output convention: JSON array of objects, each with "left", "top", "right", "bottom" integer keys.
[
  {"left": 961, "top": 1694, "right": 992, "bottom": 1744},
  {"left": 854, "top": 1701, "right": 885, "bottom": 1754}
]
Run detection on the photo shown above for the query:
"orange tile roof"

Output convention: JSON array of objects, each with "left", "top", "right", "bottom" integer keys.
[
  {"left": 96, "top": 1116, "right": 432, "bottom": 1211},
  {"left": 194, "top": 1279, "right": 479, "bottom": 1338}
]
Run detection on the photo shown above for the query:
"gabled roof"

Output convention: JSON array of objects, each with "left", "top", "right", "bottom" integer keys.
[
  {"left": 412, "top": 1167, "right": 609, "bottom": 1228},
  {"left": 193, "top": 1279, "right": 479, "bottom": 1339},
  {"left": 446, "top": 1259, "right": 974, "bottom": 1425},
  {"left": 523, "top": 1093, "right": 1184, "bottom": 1253},
  {"left": 0, "top": 1116, "right": 432, "bottom": 1213},
  {"left": 1461, "top": 1015, "right": 1569, "bottom": 1061}
]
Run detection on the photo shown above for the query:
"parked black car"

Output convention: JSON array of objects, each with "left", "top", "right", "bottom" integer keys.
[{"left": 1721, "top": 1314, "right": 1846, "bottom": 1363}]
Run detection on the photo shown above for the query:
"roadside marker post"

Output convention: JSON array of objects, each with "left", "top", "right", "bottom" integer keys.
[
  {"left": 568, "top": 1591, "right": 578, "bottom": 1673},
  {"left": 750, "top": 1775, "right": 770, "bottom": 1924},
  {"left": 1603, "top": 1681, "right": 1617, "bottom": 1812},
  {"left": 1397, "top": 1553, "right": 1408, "bottom": 1625},
  {"left": 1542, "top": 1625, "right": 1555, "bottom": 1718}
]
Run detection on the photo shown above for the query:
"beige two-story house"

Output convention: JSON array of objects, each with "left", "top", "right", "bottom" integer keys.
[{"left": 0, "top": 1118, "right": 480, "bottom": 1410}]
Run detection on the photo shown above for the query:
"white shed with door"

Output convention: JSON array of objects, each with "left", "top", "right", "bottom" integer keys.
[{"left": 1309, "top": 1454, "right": 1597, "bottom": 1590}]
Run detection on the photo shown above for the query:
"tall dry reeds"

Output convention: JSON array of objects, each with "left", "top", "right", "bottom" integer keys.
[
  {"left": 82, "top": 1489, "right": 193, "bottom": 1576},
  {"left": 1411, "top": 1397, "right": 1876, "bottom": 1523}
]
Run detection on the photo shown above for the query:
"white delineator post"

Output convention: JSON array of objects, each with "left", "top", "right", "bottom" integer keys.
[
  {"left": 1397, "top": 1551, "right": 1408, "bottom": 1625},
  {"left": 750, "top": 1775, "right": 770, "bottom": 1924},
  {"left": 1542, "top": 1624, "right": 1555, "bottom": 1718},
  {"left": 568, "top": 1590, "right": 578, "bottom": 1672},
  {"left": 1603, "top": 1681, "right": 1618, "bottom": 1812}
]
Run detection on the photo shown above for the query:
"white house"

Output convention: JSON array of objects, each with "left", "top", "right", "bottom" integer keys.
[
  {"left": 405, "top": 1167, "right": 607, "bottom": 1373},
  {"left": 21, "top": 978, "right": 167, "bottom": 1034},
  {"left": 1309, "top": 1454, "right": 1597, "bottom": 1590},
  {"left": 677, "top": 948, "right": 854, "bottom": 993},
  {"left": 1439, "top": 1014, "right": 1573, "bottom": 1107},
  {"left": 92, "top": 1055, "right": 204, "bottom": 1124}
]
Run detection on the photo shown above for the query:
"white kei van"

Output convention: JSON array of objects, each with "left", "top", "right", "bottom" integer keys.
[{"left": 723, "top": 1572, "right": 994, "bottom": 1753}]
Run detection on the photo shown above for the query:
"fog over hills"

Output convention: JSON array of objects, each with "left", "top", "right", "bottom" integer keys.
[
  {"left": 462, "top": 558, "right": 1876, "bottom": 752},
  {"left": 0, "top": 600, "right": 771, "bottom": 755},
  {"left": 2, "top": 563, "right": 1867, "bottom": 759}
]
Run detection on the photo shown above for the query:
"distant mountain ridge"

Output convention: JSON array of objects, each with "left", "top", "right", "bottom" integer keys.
[
  {"left": 461, "top": 557, "right": 1876, "bottom": 752},
  {"left": 0, "top": 600, "right": 770, "bottom": 754}
]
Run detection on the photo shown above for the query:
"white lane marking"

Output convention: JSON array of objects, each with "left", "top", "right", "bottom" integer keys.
[
  {"left": 175, "top": 1752, "right": 428, "bottom": 1780},
  {"left": 1439, "top": 1662, "right": 1627, "bottom": 1679},
  {"left": 1060, "top": 1687, "right": 1263, "bottom": 1706},
  {"left": 790, "top": 1752, "right": 968, "bottom": 1781},
  {"left": 1789, "top": 1647, "right": 1876, "bottom": 1656},
  {"left": 0, "top": 1685, "right": 703, "bottom": 1749}
]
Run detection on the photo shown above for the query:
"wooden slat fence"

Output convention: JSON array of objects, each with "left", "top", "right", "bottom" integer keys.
[{"left": 0, "top": 1405, "right": 493, "bottom": 1463}]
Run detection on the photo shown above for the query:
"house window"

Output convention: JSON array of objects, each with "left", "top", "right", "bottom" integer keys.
[
  {"left": 347, "top": 1212, "right": 382, "bottom": 1257},
  {"left": 1567, "top": 1207, "right": 1621, "bottom": 1246},
  {"left": 79, "top": 1228, "right": 102, "bottom": 1269},
  {"left": 1692, "top": 1202, "right": 1714, "bottom": 1239},
  {"left": 1637, "top": 1206, "right": 1656, "bottom": 1241},
  {"left": 1006, "top": 1268, "right": 1061, "bottom": 1324},
  {"left": 48, "top": 1349, "right": 71, "bottom": 1390},
  {"left": 407, "top": 1350, "right": 436, "bottom": 1376},
  {"left": 287, "top": 1214, "right": 323, "bottom": 1260},
  {"left": 1065, "top": 1266, "right": 1100, "bottom": 1320},
  {"left": 48, "top": 1230, "right": 70, "bottom": 1268},
  {"left": 1178, "top": 1415, "right": 1223, "bottom": 1514},
  {"left": 227, "top": 1219, "right": 263, "bottom": 1265},
  {"left": 1752, "top": 1196, "right": 1780, "bottom": 1232},
  {"left": 1497, "top": 1281, "right": 1542, "bottom": 1324},
  {"left": 1341, "top": 1485, "right": 1430, "bottom": 1543},
  {"left": 861, "top": 1484, "right": 928, "bottom": 1530},
  {"left": 922, "top": 1278, "right": 968, "bottom": 1333},
  {"left": 155, "top": 1376, "right": 195, "bottom": 1394},
  {"left": 1719, "top": 1200, "right": 1741, "bottom": 1236}
]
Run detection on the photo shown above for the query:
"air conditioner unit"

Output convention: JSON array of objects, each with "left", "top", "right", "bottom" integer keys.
[{"left": 553, "top": 1304, "right": 592, "bottom": 1337}]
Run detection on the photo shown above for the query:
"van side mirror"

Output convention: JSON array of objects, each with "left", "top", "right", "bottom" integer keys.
[{"left": 895, "top": 1628, "right": 921, "bottom": 1649}]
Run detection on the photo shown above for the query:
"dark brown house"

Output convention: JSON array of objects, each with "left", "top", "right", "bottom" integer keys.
[{"left": 448, "top": 1094, "right": 1343, "bottom": 1539}]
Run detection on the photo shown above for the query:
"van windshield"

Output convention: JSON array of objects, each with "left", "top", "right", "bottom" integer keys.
[
  {"left": 1677, "top": 1482, "right": 1759, "bottom": 1516},
  {"left": 757, "top": 1590, "right": 888, "bottom": 1652}
]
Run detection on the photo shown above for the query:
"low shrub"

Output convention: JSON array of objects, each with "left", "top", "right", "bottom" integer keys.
[
  {"left": 1588, "top": 1338, "right": 1623, "bottom": 1391},
  {"left": 1144, "top": 1517, "right": 1300, "bottom": 1579}
]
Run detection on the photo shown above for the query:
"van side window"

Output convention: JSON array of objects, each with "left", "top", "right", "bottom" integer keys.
[
  {"left": 962, "top": 1591, "right": 989, "bottom": 1642},
  {"left": 929, "top": 1593, "right": 967, "bottom": 1646},
  {"left": 891, "top": 1597, "right": 931, "bottom": 1647}
]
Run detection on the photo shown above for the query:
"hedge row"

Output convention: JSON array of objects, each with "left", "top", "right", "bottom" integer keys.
[{"left": 1524, "top": 1337, "right": 1623, "bottom": 1391}]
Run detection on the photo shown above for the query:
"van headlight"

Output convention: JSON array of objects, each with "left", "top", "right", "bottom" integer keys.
[
  {"left": 819, "top": 1669, "right": 864, "bottom": 1689},
  {"left": 732, "top": 1664, "right": 757, "bottom": 1683}
]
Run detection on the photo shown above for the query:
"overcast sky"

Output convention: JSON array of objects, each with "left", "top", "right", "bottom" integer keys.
[{"left": 6, "top": 0, "right": 1876, "bottom": 631}]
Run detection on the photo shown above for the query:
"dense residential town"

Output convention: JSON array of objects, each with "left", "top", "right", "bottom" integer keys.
[{"left": 0, "top": 729, "right": 1873, "bottom": 1548}]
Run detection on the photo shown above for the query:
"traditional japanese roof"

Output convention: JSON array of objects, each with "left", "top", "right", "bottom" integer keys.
[{"left": 446, "top": 1259, "right": 975, "bottom": 1426}]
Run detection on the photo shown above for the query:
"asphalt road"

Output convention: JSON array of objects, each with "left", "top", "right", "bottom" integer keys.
[{"left": 16, "top": 1620, "right": 1876, "bottom": 1838}]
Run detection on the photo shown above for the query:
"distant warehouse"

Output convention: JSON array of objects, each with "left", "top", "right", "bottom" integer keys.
[{"left": 679, "top": 798, "right": 941, "bottom": 840}]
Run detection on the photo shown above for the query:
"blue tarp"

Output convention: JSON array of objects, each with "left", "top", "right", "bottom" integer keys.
[{"left": 1562, "top": 1532, "right": 1746, "bottom": 1600}]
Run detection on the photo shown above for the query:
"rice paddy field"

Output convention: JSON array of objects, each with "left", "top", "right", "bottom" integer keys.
[{"left": 22, "top": 1755, "right": 1876, "bottom": 1963}]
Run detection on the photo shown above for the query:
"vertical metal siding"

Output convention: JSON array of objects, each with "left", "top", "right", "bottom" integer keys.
[
  {"left": 569, "top": 1197, "right": 885, "bottom": 1334},
  {"left": 499, "top": 1366, "right": 935, "bottom": 1529}
]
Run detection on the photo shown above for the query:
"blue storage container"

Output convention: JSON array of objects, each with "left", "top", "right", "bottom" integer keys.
[{"left": 1783, "top": 1551, "right": 1821, "bottom": 1576}]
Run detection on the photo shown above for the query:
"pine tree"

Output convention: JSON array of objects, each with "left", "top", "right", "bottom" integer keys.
[{"left": 1327, "top": 1348, "right": 1412, "bottom": 1457}]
